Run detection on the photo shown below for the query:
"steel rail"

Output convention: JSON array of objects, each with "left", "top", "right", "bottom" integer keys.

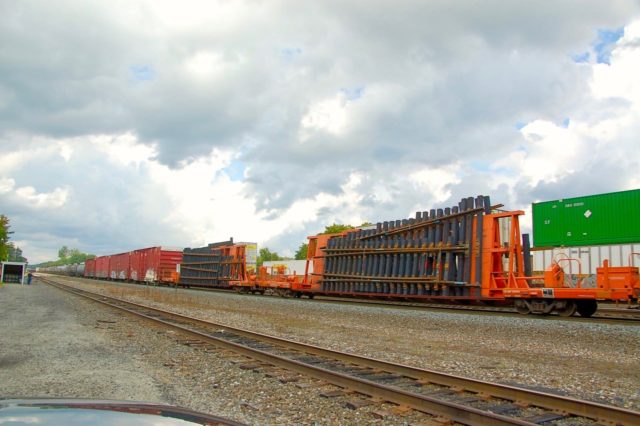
[{"left": 41, "top": 276, "right": 640, "bottom": 425}]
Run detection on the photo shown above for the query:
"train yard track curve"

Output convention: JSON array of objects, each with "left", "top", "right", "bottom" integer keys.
[{"left": 40, "top": 275, "right": 640, "bottom": 426}]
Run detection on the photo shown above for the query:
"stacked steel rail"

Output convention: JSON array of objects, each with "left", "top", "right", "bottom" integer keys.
[
  {"left": 321, "top": 195, "right": 494, "bottom": 298},
  {"left": 229, "top": 194, "right": 638, "bottom": 316},
  {"left": 179, "top": 239, "right": 247, "bottom": 288}
]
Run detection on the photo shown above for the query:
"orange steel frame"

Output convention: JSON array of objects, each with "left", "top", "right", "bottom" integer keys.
[
  {"left": 480, "top": 211, "right": 530, "bottom": 298},
  {"left": 232, "top": 264, "right": 303, "bottom": 291},
  {"left": 483, "top": 211, "right": 639, "bottom": 302},
  {"left": 224, "top": 244, "right": 249, "bottom": 283}
]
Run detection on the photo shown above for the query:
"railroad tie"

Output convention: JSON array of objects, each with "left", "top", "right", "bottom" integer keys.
[
  {"left": 484, "top": 402, "right": 520, "bottom": 414},
  {"left": 370, "top": 410, "right": 392, "bottom": 419},
  {"left": 521, "top": 413, "right": 566, "bottom": 424},
  {"left": 319, "top": 390, "right": 349, "bottom": 398},
  {"left": 278, "top": 376, "right": 300, "bottom": 383},
  {"left": 345, "top": 399, "right": 375, "bottom": 410}
]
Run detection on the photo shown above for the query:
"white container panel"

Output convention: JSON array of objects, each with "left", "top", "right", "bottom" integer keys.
[
  {"left": 263, "top": 259, "right": 312, "bottom": 275},
  {"left": 532, "top": 243, "right": 640, "bottom": 275}
]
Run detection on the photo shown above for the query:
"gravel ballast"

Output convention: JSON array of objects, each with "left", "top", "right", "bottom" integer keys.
[
  {"left": 52, "top": 275, "right": 640, "bottom": 412},
  {"left": 1, "top": 280, "right": 438, "bottom": 425}
]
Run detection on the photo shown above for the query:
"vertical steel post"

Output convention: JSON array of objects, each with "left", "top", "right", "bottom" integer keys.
[
  {"left": 523, "top": 233, "right": 532, "bottom": 278},
  {"left": 475, "top": 195, "right": 484, "bottom": 285}
]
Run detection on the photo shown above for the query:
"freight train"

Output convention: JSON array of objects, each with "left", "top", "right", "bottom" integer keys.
[
  {"left": 38, "top": 247, "right": 183, "bottom": 285},
  {"left": 229, "top": 195, "right": 639, "bottom": 318},
  {"left": 37, "top": 262, "right": 85, "bottom": 276},
  {"left": 39, "top": 195, "right": 640, "bottom": 317},
  {"left": 86, "top": 247, "right": 183, "bottom": 284}
]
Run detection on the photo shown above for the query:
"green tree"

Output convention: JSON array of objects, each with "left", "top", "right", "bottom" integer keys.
[
  {"left": 7, "top": 243, "right": 27, "bottom": 262},
  {"left": 257, "top": 247, "right": 283, "bottom": 266},
  {"left": 35, "top": 247, "right": 95, "bottom": 268},
  {"left": 321, "top": 223, "right": 354, "bottom": 234},
  {"left": 0, "top": 215, "right": 13, "bottom": 261},
  {"left": 58, "top": 246, "right": 70, "bottom": 260},
  {"left": 294, "top": 243, "right": 308, "bottom": 260}
]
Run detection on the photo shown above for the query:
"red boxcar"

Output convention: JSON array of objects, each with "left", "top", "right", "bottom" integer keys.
[
  {"left": 130, "top": 250, "right": 142, "bottom": 282},
  {"left": 131, "top": 247, "right": 182, "bottom": 284},
  {"left": 110, "top": 252, "right": 131, "bottom": 280},
  {"left": 95, "top": 255, "right": 110, "bottom": 279},
  {"left": 84, "top": 258, "right": 96, "bottom": 278}
]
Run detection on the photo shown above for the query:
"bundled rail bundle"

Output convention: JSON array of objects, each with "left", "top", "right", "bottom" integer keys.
[
  {"left": 179, "top": 239, "right": 247, "bottom": 288},
  {"left": 320, "top": 195, "right": 492, "bottom": 297}
]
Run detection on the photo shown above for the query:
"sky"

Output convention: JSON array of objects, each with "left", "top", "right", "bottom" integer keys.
[{"left": 1, "top": 1, "right": 639, "bottom": 263}]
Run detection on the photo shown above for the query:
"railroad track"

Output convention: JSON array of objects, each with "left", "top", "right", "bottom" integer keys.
[{"left": 40, "top": 276, "right": 640, "bottom": 426}]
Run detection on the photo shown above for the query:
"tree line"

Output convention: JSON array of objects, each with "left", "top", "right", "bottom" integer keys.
[
  {"left": 0, "top": 215, "right": 27, "bottom": 263},
  {"left": 35, "top": 246, "right": 95, "bottom": 268}
]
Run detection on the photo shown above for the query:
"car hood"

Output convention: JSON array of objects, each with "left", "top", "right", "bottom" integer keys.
[{"left": 0, "top": 398, "right": 245, "bottom": 425}]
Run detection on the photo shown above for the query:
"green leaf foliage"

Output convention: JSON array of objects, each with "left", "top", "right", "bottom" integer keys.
[
  {"left": 7, "top": 243, "right": 27, "bottom": 262},
  {"left": 321, "top": 223, "right": 354, "bottom": 235},
  {"left": 35, "top": 247, "right": 96, "bottom": 268},
  {"left": 256, "top": 247, "right": 283, "bottom": 266},
  {"left": 294, "top": 243, "right": 308, "bottom": 260},
  {"left": 0, "top": 215, "right": 10, "bottom": 261}
]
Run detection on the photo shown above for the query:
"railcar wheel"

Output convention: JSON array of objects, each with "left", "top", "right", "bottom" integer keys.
[
  {"left": 276, "top": 289, "right": 292, "bottom": 298},
  {"left": 514, "top": 300, "right": 530, "bottom": 314},
  {"left": 576, "top": 300, "right": 598, "bottom": 318},
  {"left": 557, "top": 301, "right": 577, "bottom": 317}
]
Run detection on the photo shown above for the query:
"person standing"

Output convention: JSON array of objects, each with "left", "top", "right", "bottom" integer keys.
[{"left": 27, "top": 272, "right": 33, "bottom": 285}]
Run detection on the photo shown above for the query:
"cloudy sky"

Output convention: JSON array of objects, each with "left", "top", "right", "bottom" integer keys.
[{"left": 1, "top": 1, "right": 639, "bottom": 263}]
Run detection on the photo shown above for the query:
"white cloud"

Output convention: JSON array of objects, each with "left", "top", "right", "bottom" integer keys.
[
  {"left": 300, "top": 93, "right": 351, "bottom": 137},
  {"left": 591, "top": 26, "right": 640, "bottom": 106},
  {"left": 184, "top": 51, "right": 234, "bottom": 81},
  {"left": 515, "top": 120, "right": 581, "bottom": 186},
  {"left": 410, "top": 165, "right": 462, "bottom": 203},
  {"left": 14, "top": 186, "right": 69, "bottom": 209},
  {"left": 58, "top": 142, "right": 73, "bottom": 162},
  {"left": 148, "top": 0, "right": 255, "bottom": 32},
  {"left": 0, "top": 177, "right": 15, "bottom": 193}
]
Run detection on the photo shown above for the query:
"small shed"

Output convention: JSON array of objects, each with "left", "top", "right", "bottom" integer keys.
[{"left": 1, "top": 262, "right": 27, "bottom": 284}]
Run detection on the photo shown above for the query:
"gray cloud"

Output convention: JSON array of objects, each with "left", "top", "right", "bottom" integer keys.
[{"left": 0, "top": 139, "right": 188, "bottom": 259}]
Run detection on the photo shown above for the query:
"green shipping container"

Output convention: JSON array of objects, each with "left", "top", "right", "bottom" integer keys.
[{"left": 532, "top": 189, "right": 640, "bottom": 247}]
